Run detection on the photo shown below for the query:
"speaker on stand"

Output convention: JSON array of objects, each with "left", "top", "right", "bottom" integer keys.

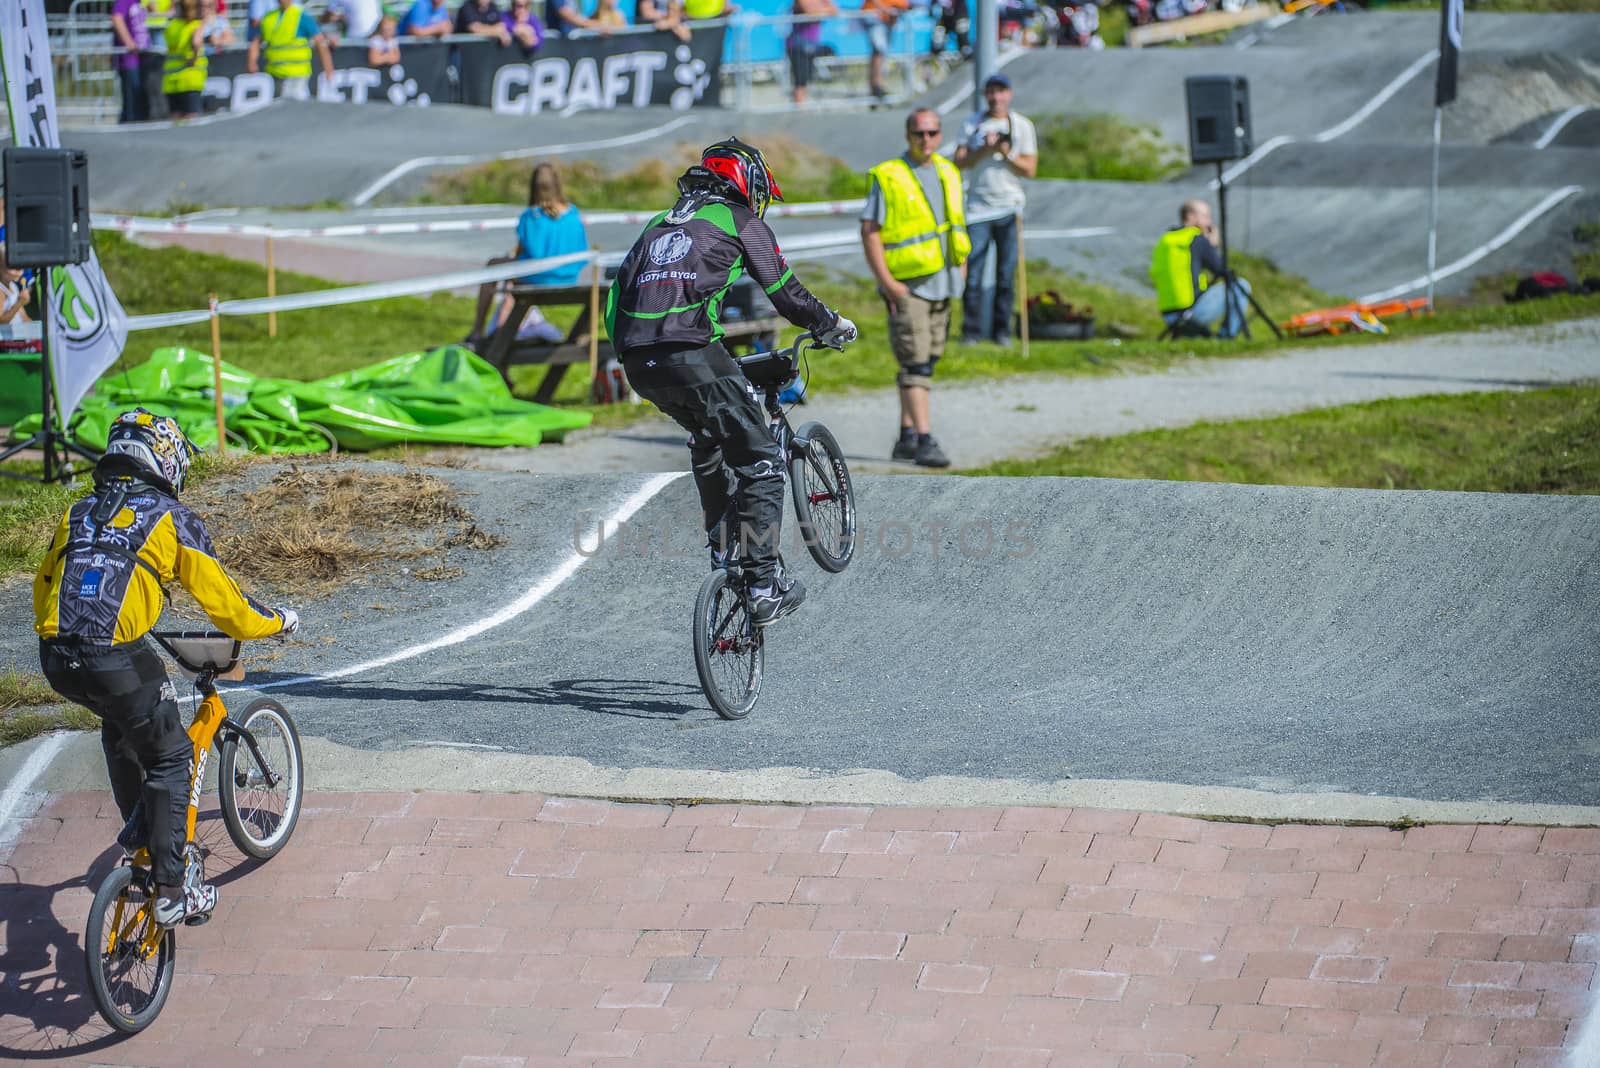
[
  {"left": 1181, "top": 75, "right": 1280, "bottom": 341},
  {"left": 0, "top": 147, "right": 101, "bottom": 484}
]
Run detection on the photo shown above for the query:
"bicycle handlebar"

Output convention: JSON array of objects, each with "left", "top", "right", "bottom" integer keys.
[{"left": 735, "top": 329, "right": 849, "bottom": 367}]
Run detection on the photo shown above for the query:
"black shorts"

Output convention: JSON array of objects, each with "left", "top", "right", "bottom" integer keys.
[
  {"left": 166, "top": 90, "right": 202, "bottom": 116},
  {"left": 787, "top": 40, "right": 816, "bottom": 90}
]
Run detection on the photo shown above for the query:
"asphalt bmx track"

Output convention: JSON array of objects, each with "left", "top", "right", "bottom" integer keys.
[
  {"left": 3, "top": 13, "right": 1600, "bottom": 1064},
  {"left": 4, "top": 465, "right": 1598, "bottom": 819}
]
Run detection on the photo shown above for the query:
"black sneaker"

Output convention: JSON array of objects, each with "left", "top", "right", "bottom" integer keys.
[
  {"left": 747, "top": 575, "right": 806, "bottom": 628},
  {"left": 892, "top": 435, "right": 917, "bottom": 462},
  {"left": 914, "top": 436, "right": 951, "bottom": 468}
]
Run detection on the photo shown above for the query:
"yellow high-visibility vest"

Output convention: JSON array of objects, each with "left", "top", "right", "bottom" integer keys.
[
  {"left": 260, "top": 5, "right": 313, "bottom": 79},
  {"left": 1150, "top": 226, "right": 1209, "bottom": 313},
  {"left": 162, "top": 18, "right": 208, "bottom": 95},
  {"left": 868, "top": 154, "right": 970, "bottom": 281},
  {"left": 145, "top": 0, "right": 175, "bottom": 32}
]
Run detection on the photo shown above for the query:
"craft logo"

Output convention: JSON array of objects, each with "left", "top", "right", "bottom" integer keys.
[
  {"left": 669, "top": 44, "right": 710, "bottom": 111},
  {"left": 648, "top": 230, "right": 693, "bottom": 266},
  {"left": 49, "top": 263, "right": 111, "bottom": 346}
]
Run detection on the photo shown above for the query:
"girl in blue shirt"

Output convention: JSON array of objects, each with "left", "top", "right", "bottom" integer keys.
[
  {"left": 470, "top": 163, "right": 590, "bottom": 345},
  {"left": 516, "top": 163, "right": 588, "bottom": 286}
]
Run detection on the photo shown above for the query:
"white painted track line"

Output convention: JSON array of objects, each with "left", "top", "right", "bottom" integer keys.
[
  {"left": 257, "top": 471, "right": 685, "bottom": 691},
  {"left": 1313, "top": 49, "right": 1438, "bottom": 144},
  {"left": 1208, "top": 49, "right": 1439, "bottom": 186},
  {"left": 350, "top": 116, "right": 697, "bottom": 206},
  {"left": 0, "top": 733, "right": 74, "bottom": 854},
  {"left": 1358, "top": 185, "right": 1584, "bottom": 304},
  {"left": 1535, "top": 106, "right": 1588, "bottom": 150}
]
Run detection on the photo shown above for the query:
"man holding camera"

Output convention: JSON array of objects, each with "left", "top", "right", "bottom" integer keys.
[{"left": 953, "top": 73, "right": 1037, "bottom": 347}]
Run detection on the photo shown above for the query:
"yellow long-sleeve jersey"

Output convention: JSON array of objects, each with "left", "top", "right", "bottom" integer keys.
[{"left": 34, "top": 474, "right": 288, "bottom": 645}]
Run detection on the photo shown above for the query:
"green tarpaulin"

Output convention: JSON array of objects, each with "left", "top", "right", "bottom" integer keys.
[
  {"left": 12, "top": 345, "right": 591, "bottom": 453},
  {"left": 0, "top": 352, "right": 41, "bottom": 427}
]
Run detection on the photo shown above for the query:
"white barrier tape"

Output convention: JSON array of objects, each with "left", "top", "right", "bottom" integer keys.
[
  {"left": 96, "top": 197, "right": 874, "bottom": 241},
  {"left": 121, "top": 250, "right": 594, "bottom": 332},
  {"left": 107, "top": 218, "right": 1116, "bottom": 335},
  {"left": 126, "top": 309, "right": 214, "bottom": 331}
]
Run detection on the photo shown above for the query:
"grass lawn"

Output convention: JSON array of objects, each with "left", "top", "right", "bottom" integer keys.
[
  {"left": 27, "top": 230, "right": 1600, "bottom": 419},
  {"left": 423, "top": 135, "right": 867, "bottom": 208},
  {"left": 966, "top": 382, "right": 1600, "bottom": 493},
  {"left": 1033, "top": 115, "right": 1189, "bottom": 183},
  {"left": 0, "top": 667, "right": 92, "bottom": 748}
]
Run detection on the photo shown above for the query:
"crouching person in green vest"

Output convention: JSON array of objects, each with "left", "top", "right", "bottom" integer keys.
[
  {"left": 247, "top": 0, "right": 335, "bottom": 101},
  {"left": 161, "top": 0, "right": 208, "bottom": 120},
  {"left": 1150, "top": 198, "right": 1251, "bottom": 339},
  {"left": 860, "top": 107, "right": 970, "bottom": 469}
]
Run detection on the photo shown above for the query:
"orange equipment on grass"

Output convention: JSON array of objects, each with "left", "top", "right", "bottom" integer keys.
[{"left": 1281, "top": 297, "right": 1431, "bottom": 337}]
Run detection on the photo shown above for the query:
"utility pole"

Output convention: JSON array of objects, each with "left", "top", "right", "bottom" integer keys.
[{"left": 973, "top": 0, "right": 996, "bottom": 107}]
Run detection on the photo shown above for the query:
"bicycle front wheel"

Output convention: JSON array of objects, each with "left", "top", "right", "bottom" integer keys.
[
  {"left": 790, "top": 421, "right": 857, "bottom": 572},
  {"left": 84, "top": 864, "right": 174, "bottom": 1034},
  {"left": 693, "top": 568, "right": 764, "bottom": 720},
  {"left": 219, "top": 697, "right": 304, "bottom": 860}
]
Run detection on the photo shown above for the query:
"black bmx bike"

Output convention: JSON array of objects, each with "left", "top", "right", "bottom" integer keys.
[{"left": 693, "top": 331, "right": 858, "bottom": 720}]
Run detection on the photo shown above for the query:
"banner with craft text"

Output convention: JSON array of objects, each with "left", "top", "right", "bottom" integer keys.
[
  {"left": 457, "top": 29, "right": 723, "bottom": 114},
  {"left": 177, "top": 40, "right": 455, "bottom": 116},
  {"left": 173, "top": 30, "right": 723, "bottom": 116},
  {"left": 0, "top": 0, "right": 131, "bottom": 423}
]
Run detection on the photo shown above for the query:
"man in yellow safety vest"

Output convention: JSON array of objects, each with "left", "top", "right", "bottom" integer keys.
[
  {"left": 860, "top": 106, "right": 970, "bottom": 468},
  {"left": 1149, "top": 198, "right": 1252, "bottom": 338},
  {"left": 247, "top": 0, "right": 335, "bottom": 100}
]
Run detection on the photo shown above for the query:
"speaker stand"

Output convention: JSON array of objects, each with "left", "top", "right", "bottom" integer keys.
[
  {"left": 0, "top": 273, "right": 101, "bottom": 484},
  {"left": 1213, "top": 160, "right": 1282, "bottom": 343}
]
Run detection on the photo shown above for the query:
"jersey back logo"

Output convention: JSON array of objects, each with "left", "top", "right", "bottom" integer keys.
[{"left": 648, "top": 230, "right": 694, "bottom": 267}]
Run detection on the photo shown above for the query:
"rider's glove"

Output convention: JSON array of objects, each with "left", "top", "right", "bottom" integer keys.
[
  {"left": 277, "top": 608, "right": 300, "bottom": 636},
  {"left": 819, "top": 315, "right": 857, "bottom": 348}
]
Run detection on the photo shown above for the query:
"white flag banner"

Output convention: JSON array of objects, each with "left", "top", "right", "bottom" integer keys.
[{"left": 0, "top": 0, "right": 129, "bottom": 423}]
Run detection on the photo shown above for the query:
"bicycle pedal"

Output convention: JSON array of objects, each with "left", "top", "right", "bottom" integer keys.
[{"left": 183, "top": 913, "right": 212, "bottom": 927}]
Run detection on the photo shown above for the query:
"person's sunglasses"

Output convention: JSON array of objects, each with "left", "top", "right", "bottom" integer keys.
[{"left": 910, "top": 129, "right": 941, "bottom": 138}]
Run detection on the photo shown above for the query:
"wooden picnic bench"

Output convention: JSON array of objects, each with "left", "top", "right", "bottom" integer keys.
[{"left": 470, "top": 260, "right": 786, "bottom": 403}]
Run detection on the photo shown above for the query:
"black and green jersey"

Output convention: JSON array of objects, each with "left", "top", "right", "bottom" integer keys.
[{"left": 606, "top": 196, "right": 836, "bottom": 355}]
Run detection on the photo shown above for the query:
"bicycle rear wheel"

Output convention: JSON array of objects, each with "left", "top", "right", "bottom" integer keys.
[
  {"left": 790, "top": 421, "right": 857, "bottom": 573},
  {"left": 219, "top": 698, "right": 304, "bottom": 860},
  {"left": 84, "top": 864, "right": 174, "bottom": 1034},
  {"left": 693, "top": 568, "right": 764, "bottom": 720}
]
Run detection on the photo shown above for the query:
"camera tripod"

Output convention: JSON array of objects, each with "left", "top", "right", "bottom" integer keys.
[{"left": 1212, "top": 160, "right": 1282, "bottom": 342}]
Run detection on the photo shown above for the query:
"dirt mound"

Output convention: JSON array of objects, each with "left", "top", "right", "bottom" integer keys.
[{"left": 1451, "top": 53, "right": 1600, "bottom": 144}]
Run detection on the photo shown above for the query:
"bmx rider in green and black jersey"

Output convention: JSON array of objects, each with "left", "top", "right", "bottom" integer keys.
[{"left": 606, "top": 137, "right": 857, "bottom": 628}]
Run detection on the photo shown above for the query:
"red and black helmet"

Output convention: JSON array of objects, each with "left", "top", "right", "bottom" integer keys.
[{"left": 685, "top": 137, "right": 784, "bottom": 218}]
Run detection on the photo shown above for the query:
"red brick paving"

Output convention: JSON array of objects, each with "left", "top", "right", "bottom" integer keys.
[{"left": 1, "top": 791, "right": 1596, "bottom": 1066}]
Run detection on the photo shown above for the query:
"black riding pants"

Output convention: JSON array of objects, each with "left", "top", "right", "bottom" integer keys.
[
  {"left": 40, "top": 637, "right": 190, "bottom": 886},
  {"left": 623, "top": 342, "right": 786, "bottom": 587}
]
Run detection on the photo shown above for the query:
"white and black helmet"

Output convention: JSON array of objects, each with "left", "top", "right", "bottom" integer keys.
[{"left": 104, "top": 408, "right": 197, "bottom": 491}]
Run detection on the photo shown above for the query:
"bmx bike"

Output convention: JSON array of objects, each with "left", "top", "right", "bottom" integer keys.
[
  {"left": 693, "top": 331, "right": 857, "bottom": 720},
  {"left": 83, "top": 630, "right": 303, "bottom": 1034}
]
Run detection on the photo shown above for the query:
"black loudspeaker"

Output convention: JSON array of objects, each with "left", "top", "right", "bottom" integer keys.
[
  {"left": 2, "top": 147, "right": 92, "bottom": 268},
  {"left": 1184, "top": 75, "right": 1252, "bottom": 164}
]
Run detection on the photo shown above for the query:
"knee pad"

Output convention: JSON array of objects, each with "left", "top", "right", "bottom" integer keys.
[{"left": 897, "top": 362, "right": 934, "bottom": 391}]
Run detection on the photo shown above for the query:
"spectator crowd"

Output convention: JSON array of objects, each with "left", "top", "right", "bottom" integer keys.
[{"left": 108, "top": 0, "right": 740, "bottom": 121}]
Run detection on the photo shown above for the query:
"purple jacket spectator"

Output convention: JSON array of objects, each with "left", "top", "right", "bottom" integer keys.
[{"left": 112, "top": 0, "right": 151, "bottom": 123}]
